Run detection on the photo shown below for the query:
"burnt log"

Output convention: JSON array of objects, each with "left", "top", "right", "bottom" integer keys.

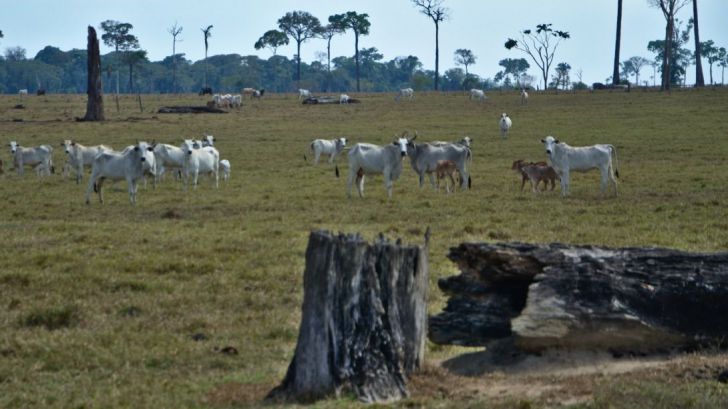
[
  {"left": 302, "top": 96, "right": 361, "bottom": 105},
  {"left": 157, "top": 106, "right": 227, "bottom": 114},
  {"left": 429, "top": 242, "right": 728, "bottom": 353},
  {"left": 268, "top": 230, "right": 429, "bottom": 404}
]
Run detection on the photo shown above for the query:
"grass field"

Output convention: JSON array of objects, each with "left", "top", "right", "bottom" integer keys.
[{"left": 1, "top": 88, "right": 727, "bottom": 408}]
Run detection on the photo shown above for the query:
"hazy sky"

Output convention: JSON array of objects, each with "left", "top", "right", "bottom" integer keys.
[{"left": 2, "top": 0, "right": 728, "bottom": 86}]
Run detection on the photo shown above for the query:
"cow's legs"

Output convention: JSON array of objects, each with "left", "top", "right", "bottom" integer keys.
[
  {"left": 85, "top": 174, "right": 97, "bottom": 204},
  {"left": 357, "top": 174, "right": 365, "bottom": 198},
  {"left": 76, "top": 161, "right": 84, "bottom": 184},
  {"left": 193, "top": 170, "right": 199, "bottom": 190},
  {"left": 384, "top": 170, "right": 393, "bottom": 198},
  {"left": 560, "top": 170, "right": 570, "bottom": 196},
  {"left": 428, "top": 172, "right": 437, "bottom": 189},
  {"left": 96, "top": 178, "right": 106, "bottom": 203},
  {"left": 214, "top": 166, "right": 219, "bottom": 188},
  {"left": 346, "top": 168, "right": 355, "bottom": 198},
  {"left": 418, "top": 171, "right": 425, "bottom": 187},
  {"left": 313, "top": 151, "right": 320, "bottom": 165},
  {"left": 457, "top": 165, "right": 469, "bottom": 190}
]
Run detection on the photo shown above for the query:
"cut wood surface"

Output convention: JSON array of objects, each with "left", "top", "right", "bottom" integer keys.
[{"left": 430, "top": 242, "right": 728, "bottom": 352}]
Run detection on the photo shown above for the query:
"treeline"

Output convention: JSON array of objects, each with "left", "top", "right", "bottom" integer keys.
[{"left": 0, "top": 45, "right": 501, "bottom": 94}]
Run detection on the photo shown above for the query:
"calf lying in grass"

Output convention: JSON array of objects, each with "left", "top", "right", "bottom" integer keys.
[{"left": 511, "top": 159, "right": 559, "bottom": 192}]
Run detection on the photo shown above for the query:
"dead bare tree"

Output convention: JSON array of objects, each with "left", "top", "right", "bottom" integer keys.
[
  {"left": 412, "top": 0, "right": 449, "bottom": 91},
  {"left": 167, "top": 22, "right": 183, "bottom": 93}
]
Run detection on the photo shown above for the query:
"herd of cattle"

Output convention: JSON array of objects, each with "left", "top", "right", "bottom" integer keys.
[{"left": 6, "top": 136, "right": 231, "bottom": 204}]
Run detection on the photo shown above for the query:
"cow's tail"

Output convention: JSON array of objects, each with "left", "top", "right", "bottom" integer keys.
[
  {"left": 468, "top": 176, "right": 472, "bottom": 189},
  {"left": 335, "top": 165, "right": 340, "bottom": 178},
  {"left": 608, "top": 144, "right": 620, "bottom": 178}
]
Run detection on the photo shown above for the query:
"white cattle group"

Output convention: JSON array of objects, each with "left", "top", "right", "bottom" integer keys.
[
  {"left": 211, "top": 94, "right": 242, "bottom": 109},
  {"left": 61, "top": 140, "right": 114, "bottom": 184}
]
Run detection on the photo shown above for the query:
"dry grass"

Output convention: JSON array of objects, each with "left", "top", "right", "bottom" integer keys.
[{"left": 1, "top": 89, "right": 727, "bottom": 408}]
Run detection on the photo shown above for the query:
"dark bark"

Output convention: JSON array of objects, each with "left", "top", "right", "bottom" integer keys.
[
  {"left": 157, "top": 106, "right": 227, "bottom": 113},
  {"left": 612, "top": 0, "right": 623, "bottom": 85},
  {"left": 663, "top": 17, "right": 674, "bottom": 90},
  {"left": 434, "top": 22, "right": 440, "bottom": 90},
  {"left": 693, "top": 0, "right": 705, "bottom": 86},
  {"left": 354, "top": 32, "right": 361, "bottom": 92},
  {"left": 430, "top": 242, "right": 728, "bottom": 353},
  {"left": 268, "top": 231, "right": 429, "bottom": 404},
  {"left": 82, "top": 26, "right": 104, "bottom": 121}
]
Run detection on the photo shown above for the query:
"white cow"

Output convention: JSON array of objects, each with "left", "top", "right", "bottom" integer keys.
[
  {"left": 395, "top": 88, "right": 414, "bottom": 101},
  {"left": 220, "top": 159, "right": 231, "bottom": 181},
  {"left": 309, "top": 138, "right": 347, "bottom": 165},
  {"left": 521, "top": 89, "right": 529, "bottom": 105},
  {"left": 541, "top": 135, "right": 619, "bottom": 197},
  {"left": 153, "top": 143, "right": 186, "bottom": 182},
  {"left": 199, "top": 135, "right": 215, "bottom": 147},
  {"left": 499, "top": 113, "right": 512, "bottom": 138},
  {"left": 9, "top": 141, "right": 54, "bottom": 176},
  {"left": 431, "top": 136, "right": 472, "bottom": 149},
  {"left": 18, "top": 89, "right": 28, "bottom": 96},
  {"left": 85, "top": 141, "right": 155, "bottom": 205},
  {"left": 347, "top": 136, "right": 409, "bottom": 198},
  {"left": 299, "top": 89, "right": 311, "bottom": 100},
  {"left": 339, "top": 94, "right": 350, "bottom": 104},
  {"left": 60, "top": 140, "right": 114, "bottom": 184},
  {"left": 469, "top": 88, "right": 486, "bottom": 101},
  {"left": 231, "top": 94, "right": 242, "bottom": 108},
  {"left": 181, "top": 139, "right": 220, "bottom": 190},
  {"left": 406, "top": 136, "right": 471, "bottom": 190}
]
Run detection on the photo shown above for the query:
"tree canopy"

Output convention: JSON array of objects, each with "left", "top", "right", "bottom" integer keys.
[{"left": 505, "top": 23, "right": 570, "bottom": 90}]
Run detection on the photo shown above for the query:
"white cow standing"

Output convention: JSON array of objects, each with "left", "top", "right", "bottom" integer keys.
[
  {"left": 339, "top": 94, "right": 350, "bottom": 104},
  {"left": 85, "top": 141, "right": 155, "bottom": 205},
  {"left": 395, "top": 88, "right": 414, "bottom": 101},
  {"left": 469, "top": 89, "right": 487, "bottom": 101},
  {"left": 219, "top": 159, "right": 231, "bottom": 181},
  {"left": 499, "top": 113, "right": 512, "bottom": 138},
  {"left": 406, "top": 136, "right": 471, "bottom": 190},
  {"left": 309, "top": 138, "right": 347, "bottom": 165},
  {"left": 9, "top": 141, "right": 54, "bottom": 176},
  {"left": 347, "top": 136, "right": 409, "bottom": 199},
  {"left": 181, "top": 139, "right": 220, "bottom": 190},
  {"left": 61, "top": 140, "right": 114, "bottom": 184},
  {"left": 541, "top": 135, "right": 619, "bottom": 197},
  {"left": 299, "top": 89, "right": 311, "bottom": 100},
  {"left": 153, "top": 143, "right": 186, "bottom": 182}
]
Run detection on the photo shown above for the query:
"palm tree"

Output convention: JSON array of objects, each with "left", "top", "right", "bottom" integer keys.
[
  {"left": 201, "top": 25, "right": 213, "bottom": 89},
  {"left": 692, "top": 0, "right": 705, "bottom": 86},
  {"left": 612, "top": 0, "right": 623, "bottom": 85}
]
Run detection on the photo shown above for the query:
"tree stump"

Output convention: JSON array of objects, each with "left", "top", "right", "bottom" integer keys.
[
  {"left": 81, "top": 26, "right": 104, "bottom": 121},
  {"left": 268, "top": 230, "right": 429, "bottom": 404},
  {"left": 429, "top": 242, "right": 728, "bottom": 353}
]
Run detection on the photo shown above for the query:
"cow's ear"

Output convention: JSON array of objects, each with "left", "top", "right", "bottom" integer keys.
[
  {"left": 134, "top": 146, "right": 140, "bottom": 151},
  {"left": 555, "top": 139, "right": 560, "bottom": 144},
  {"left": 540, "top": 139, "right": 545, "bottom": 143},
  {"left": 147, "top": 147, "right": 154, "bottom": 151}
]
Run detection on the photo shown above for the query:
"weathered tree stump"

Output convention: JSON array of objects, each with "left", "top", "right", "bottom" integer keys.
[
  {"left": 81, "top": 26, "right": 104, "bottom": 121},
  {"left": 268, "top": 230, "right": 429, "bottom": 404},
  {"left": 430, "top": 242, "right": 728, "bottom": 353}
]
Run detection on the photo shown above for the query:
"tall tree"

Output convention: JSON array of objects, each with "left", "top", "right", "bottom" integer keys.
[
  {"left": 277, "top": 11, "right": 322, "bottom": 86},
  {"left": 648, "top": 0, "right": 689, "bottom": 91},
  {"left": 498, "top": 58, "right": 530, "bottom": 88},
  {"left": 613, "top": 0, "right": 623, "bottom": 85},
  {"left": 329, "top": 12, "right": 370, "bottom": 92},
  {"left": 505, "top": 23, "right": 570, "bottom": 90},
  {"left": 201, "top": 25, "right": 213, "bottom": 89},
  {"left": 647, "top": 18, "right": 693, "bottom": 87},
  {"left": 254, "top": 30, "right": 289, "bottom": 56},
  {"left": 692, "top": 0, "right": 705, "bottom": 86},
  {"left": 718, "top": 47, "right": 727, "bottom": 85},
  {"left": 699, "top": 40, "right": 720, "bottom": 85},
  {"left": 317, "top": 23, "right": 345, "bottom": 91},
  {"left": 100, "top": 20, "right": 139, "bottom": 96},
  {"left": 453, "top": 49, "right": 476, "bottom": 75},
  {"left": 121, "top": 49, "right": 147, "bottom": 92},
  {"left": 553, "top": 62, "right": 571, "bottom": 90},
  {"left": 622, "top": 56, "right": 650, "bottom": 85},
  {"left": 412, "top": 0, "right": 449, "bottom": 90},
  {"left": 167, "top": 22, "right": 183, "bottom": 93},
  {"left": 82, "top": 26, "right": 104, "bottom": 121}
]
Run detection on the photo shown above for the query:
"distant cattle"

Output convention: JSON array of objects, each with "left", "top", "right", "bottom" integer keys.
[
  {"left": 299, "top": 89, "right": 311, "bottom": 100},
  {"left": 18, "top": 89, "right": 28, "bottom": 96},
  {"left": 395, "top": 88, "right": 414, "bottom": 101},
  {"left": 219, "top": 159, "right": 231, "bottom": 181},
  {"left": 339, "top": 94, "right": 350, "bottom": 104},
  {"left": 37, "top": 89, "right": 46, "bottom": 96},
  {"left": 541, "top": 135, "right": 619, "bottom": 196},
  {"left": 199, "top": 87, "right": 213, "bottom": 96},
  {"left": 61, "top": 140, "right": 114, "bottom": 184},
  {"left": 499, "top": 113, "right": 512, "bottom": 138},
  {"left": 469, "top": 89, "right": 486, "bottom": 101},
  {"left": 521, "top": 89, "right": 529, "bottom": 105}
]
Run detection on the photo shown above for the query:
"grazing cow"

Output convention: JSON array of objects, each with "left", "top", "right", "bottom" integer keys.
[
  {"left": 220, "top": 159, "right": 231, "bottom": 181},
  {"left": 231, "top": 94, "right": 242, "bottom": 108},
  {"left": 9, "top": 141, "right": 54, "bottom": 176},
  {"left": 153, "top": 143, "right": 186, "bottom": 182},
  {"left": 309, "top": 138, "right": 347, "bottom": 165},
  {"left": 37, "top": 89, "right": 47, "bottom": 96},
  {"left": 347, "top": 136, "right": 409, "bottom": 198},
  {"left": 199, "top": 87, "right": 213, "bottom": 95},
  {"left": 60, "top": 140, "right": 114, "bottom": 184},
  {"left": 521, "top": 89, "right": 529, "bottom": 105},
  {"left": 199, "top": 135, "right": 215, "bottom": 147},
  {"left": 253, "top": 89, "right": 265, "bottom": 99},
  {"left": 18, "top": 89, "right": 28, "bottom": 96},
  {"left": 181, "top": 139, "right": 220, "bottom": 190},
  {"left": 431, "top": 136, "right": 472, "bottom": 149},
  {"left": 85, "top": 141, "right": 155, "bottom": 205},
  {"left": 299, "top": 89, "right": 311, "bottom": 100},
  {"left": 469, "top": 88, "right": 486, "bottom": 101},
  {"left": 395, "top": 88, "right": 414, "bottom": 101},
  {"left": 406, "top": 136, "right": 471, "bottom": 190},
  {"left": 242, "top": 87, "right": 257, "bottom": 98},
  {"left": 511, "top": 160, "right": 558, "bottom": 192},
  {"left": 499, "top": 113, "right": 512, "bottom": 138},
  {"left": 339, "top": 94, "right": 350, "bottom": 104},
  {"left": 435, "top": 160, "right": 460, "bottom": 193},
  {"left": 541, "top": 135, "right": 619, "bottom": 196}
]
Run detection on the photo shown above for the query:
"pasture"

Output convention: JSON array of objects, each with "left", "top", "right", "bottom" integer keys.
[{"left": 1, "top": 89, "right": 728, "bottom": 408}]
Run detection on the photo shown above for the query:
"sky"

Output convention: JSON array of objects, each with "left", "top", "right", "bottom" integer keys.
[{"left": 2, "top": 0, "right": 728, "bottom": 87}]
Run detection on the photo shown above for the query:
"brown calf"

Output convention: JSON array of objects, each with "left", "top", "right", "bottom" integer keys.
[
  {"left": 511, "top": 159, "right": 558, "bottom": 192},
  {"left": 435, "top": 160, "right": 460, "bottom": 193}
]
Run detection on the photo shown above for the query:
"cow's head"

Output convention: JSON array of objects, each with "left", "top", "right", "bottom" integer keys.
[
  {"left": 394, "top": 132, "right": 412, "bottom": 157},
  {"left": 182, "top": 139, "right": 200, "bottom": 155},
  {"left": 201, "top": 135, "right": 215, "bottom": 147},
  {"left": 541, "top": 136, "right": 560, "bottom": 155},
  {"left": 9, "top": 141, "right": 18, "bottom": 154},
  {"left": 60, "top": 140, "right": 74, "bottom": 154},
  {"left": 461, "top": 136, "right": 472, "bottom": 148},
  {"left": 134, "top": 141, "right": 155, "bottom": 163},
  {"left": 336, "top": 137, "right": 347, "bottom": 151}
]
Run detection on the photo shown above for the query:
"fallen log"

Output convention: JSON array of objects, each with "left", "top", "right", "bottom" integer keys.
[
  {"left": 429, "top": 242, "right": 728, "bottom": 353},
  {"left": 157, "top": 105, "right": 227, "bottom": 114},
  {"left": 302, "top": 96, "right": 361, "bottom": 105},
  {"left": 268, "top": 230, "right": 429, "bottom": 404}
]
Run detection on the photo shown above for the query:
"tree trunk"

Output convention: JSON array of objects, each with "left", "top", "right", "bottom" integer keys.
[
  {"left": 354, "top": 32, "right": 361, "bottom": 92},
  {"left": 82, "top": 26, "right": 104, "bottom": 121},
  {"left": 612, "top": 0, "right": 623, "bottom": 85},
  {"left": 662, "top": 16, "right": 674, "bottom": 91},
  {"left": 430, "top": 242, "right": 728, "bottom": 353},
  {"left": 296, "top": 40, "right": 302, "bottom": 85},
  {"left": 268, "top": 231, "right": 429, "bottom": 404},
  {"left": 434, "top": 22, "right": 439, "bottom": 91},
  {"left": 693, "top": 0, "right": 705, "bottom": 86}
]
